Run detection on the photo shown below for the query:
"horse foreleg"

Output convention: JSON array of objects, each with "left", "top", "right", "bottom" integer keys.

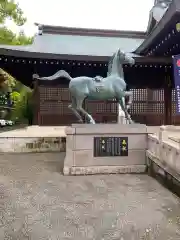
[
  {"left": 80, "top": 108, "right": 95, "bottom": 124},
  {"left": 68, "top": 104, "right": 83, "bottom": 123},
  {"left": 118, "top": 97, "right": 133, "bottom": 124},
  {"left": 76, "top": 99, "right": 96, "bottom": 124},
  {"left": 125, "top": 91, "right": 133, "bottom": 111},
  {"left": 117, "top": 97, "right": 126, "bottom": 124},
  {"left": 124, "top": 91, "right": 134, "bottom": 123},
  {"left": 68, "top": 96, "right": 83, "bottom": 123}
]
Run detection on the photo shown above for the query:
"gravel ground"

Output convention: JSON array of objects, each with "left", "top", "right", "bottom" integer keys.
[{"left": 0, "top": 152, "right": 180, "bottom": 240}]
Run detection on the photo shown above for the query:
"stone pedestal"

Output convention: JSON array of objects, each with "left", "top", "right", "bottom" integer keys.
[{"left": 63, "top": 124, "right": 148, "bottom": 175}]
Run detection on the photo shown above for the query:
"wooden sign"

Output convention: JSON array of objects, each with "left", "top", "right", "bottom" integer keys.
[{"left": 94, "top": 137, "right": 128, "bottom": 157}]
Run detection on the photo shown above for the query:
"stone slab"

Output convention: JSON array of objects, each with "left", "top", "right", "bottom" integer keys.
[
  {"left": 64, "top": 124, "right": 148, "bottom": 175},
  {"left": 74, "top": 134, "right": 147, "bottom": 150},
  {"left": 71, "top": 123, "right": 147, "bottom": 135},
  {"left": 73, "top": 149, "right": 145, "bottom": 166}
]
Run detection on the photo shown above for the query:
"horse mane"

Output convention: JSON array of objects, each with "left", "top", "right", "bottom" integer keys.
[{"left": 107, "top": 52, "right": 116, "bottom": 76}]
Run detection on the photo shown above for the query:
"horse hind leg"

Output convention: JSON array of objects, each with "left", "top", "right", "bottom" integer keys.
[
  {"left": 68, "top": 96, "right": 83, "bottom": 123},
  {"left": 76, "top": 98, "right": 96, "bottom": 124}
]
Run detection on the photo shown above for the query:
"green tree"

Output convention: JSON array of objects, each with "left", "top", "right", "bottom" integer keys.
[
  {"left": 0, "top": 0, "right": 33, "bottom": 88},
  {"left": 16, "top": 30, "right": 33, "bottom": 45},
  {"left": 0, "top": 1, "right": 34, "bottom": 123},
  {"left": 0, "top": 27, "right": 33, "bottom": 45},
  {"left": 0, "top": 0, "right": 32, "bottom": 45},
  {"left": 10, "top": 85, "right": 32, "bottom": 122},
  {"left": 0, "top": 0, "right": 26, "bottom": 25}
]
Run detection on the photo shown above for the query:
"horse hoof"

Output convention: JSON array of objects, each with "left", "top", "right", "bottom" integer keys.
[
  {"left": 77, "top": 120, "right": 83, "bottom": 124},
  {"left": 89, "top": 120, "right": 95, "bottom": 124}
]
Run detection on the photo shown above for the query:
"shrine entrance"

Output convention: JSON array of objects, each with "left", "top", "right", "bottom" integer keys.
[
  {"left": 32, "top": 58, "right": 174, "bottom": 126},
  {"left": 33, "top": 81, "right": 176, "bottom": 126}
]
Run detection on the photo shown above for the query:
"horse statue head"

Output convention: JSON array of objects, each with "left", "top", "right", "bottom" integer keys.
[
  {"left": 108, "top": 48, "right": 135, "bottom": 77},
  {"left": 116, "top": 49, "right": 135, "bottom": 66}
]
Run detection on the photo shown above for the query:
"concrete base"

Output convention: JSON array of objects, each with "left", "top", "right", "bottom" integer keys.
[
  {"left": 63, "top": 124, "right": 148, "bottom": 175},
  {"left": 64, "top": 165, "right": 147, "bottom": 175}
]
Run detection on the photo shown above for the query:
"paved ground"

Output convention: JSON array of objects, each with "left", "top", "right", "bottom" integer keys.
[{"left": 0, "top": 152, "right": 180, "bottom": 239}]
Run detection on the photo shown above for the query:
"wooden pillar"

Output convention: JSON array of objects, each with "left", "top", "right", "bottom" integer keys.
[{"left": 164, "top": 71, "right": 172, "bottom": 125}]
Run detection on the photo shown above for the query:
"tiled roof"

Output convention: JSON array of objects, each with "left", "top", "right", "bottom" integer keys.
[
  {"left": 0, "top": 25, "right": 145, "bottom": 59},
  {"left": 32, "top": 33, "right": 144, "bottom": 57}
]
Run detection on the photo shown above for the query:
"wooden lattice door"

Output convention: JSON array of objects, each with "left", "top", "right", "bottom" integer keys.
[
  {"left": 129, "top": 88, "right": 165, "bottom": 125},
  {"left": 84, "top": 99, "right": 118, "bottom": 123},
  {"left": 38, "top": 85, "right": 77, "bottom": 125},
  {"left": 35, "top": 83, "right": 167, "bottom": 126}
]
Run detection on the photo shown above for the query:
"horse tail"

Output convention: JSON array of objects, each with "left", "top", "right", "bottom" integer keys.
[
  {"left": 54, "top": 70, "right": 72, "bottom": 81},
  {"left": 32, "top": 70, "right": 72, "bottom": 81},
  {"left": 32, "top": 73, "right": 39, "bottom": 79}
]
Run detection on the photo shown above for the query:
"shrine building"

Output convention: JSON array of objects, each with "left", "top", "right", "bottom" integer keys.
[{"left": 0, "top": 0, "right": 179, "bottom": 125}]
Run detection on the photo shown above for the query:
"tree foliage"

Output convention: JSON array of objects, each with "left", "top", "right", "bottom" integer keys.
[
  {"left": 16, "top": 30, "right": 33, "bottom": 45},
  {"left": 0, "top": 27, "right": 33, "bottom": 45},
  {"left": 10, "top": 86, "right": 32, "bottom": 121},
  {"left": 0, "top": 0, "right": 26, "bottom": 26},
  {"left": 0, "top": 0, "right": 32, "bottom": 45},
  {"left": 0, "top": 1, "right": 34, "bottom": 122},
  {"left": 0, "top": 68, "right": 16, "bottom": 91}
]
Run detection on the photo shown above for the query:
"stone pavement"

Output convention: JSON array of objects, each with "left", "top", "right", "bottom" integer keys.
[{"left": 0, "top": 152, "right": 180, "bottom": 239}]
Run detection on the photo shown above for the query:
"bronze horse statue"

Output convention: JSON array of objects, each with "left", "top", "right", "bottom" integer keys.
[{"left": 33, "top": 48, "right": 135, "bottom": 124}]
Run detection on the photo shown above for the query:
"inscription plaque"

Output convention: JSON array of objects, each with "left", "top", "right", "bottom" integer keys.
[{"left": 94, "top": 137, "right": 128, "bottom": 157}]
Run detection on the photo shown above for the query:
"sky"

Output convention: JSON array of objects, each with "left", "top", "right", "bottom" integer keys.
[{"left": 6, "top": 0, "right": 155, "bottom": 36}]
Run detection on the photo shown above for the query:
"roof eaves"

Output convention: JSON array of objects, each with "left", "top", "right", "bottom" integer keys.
[
  {"left": 0, "top": 46, "right": 172, "bottom": 64},
  {"left": 34, "top": 23, "right": 146, "bottom": 39},
  {"left": 134, "top": 0, "right": 177, "bottom": 55},
  {"left": 174, "top": 0, "right": 180, "bottom": 12}
]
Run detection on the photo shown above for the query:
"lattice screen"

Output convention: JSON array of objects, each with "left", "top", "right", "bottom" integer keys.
[
  {"left": 39, "top": 86, "right": 71, "bottom": 101},
  {"left": 39, "top": 86, "right": 72, "bottom": 115},
  {"left": 129, "top": 88, "right": 164, "bottom": 115},
  {"left": 37, "top": 84, "right": 167, "bottom": 125},
  {"left": 151, "top": 89, "right": 164, "bottom": 114},
  {"left": 38, "top": 85, "right": 118, "bottom": 124},
  {"left": 129, "top": 89, "right": 147, "bottom": 114},
  {"left": 85, "top": 99, "right": 117, "bottom": 114}
]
